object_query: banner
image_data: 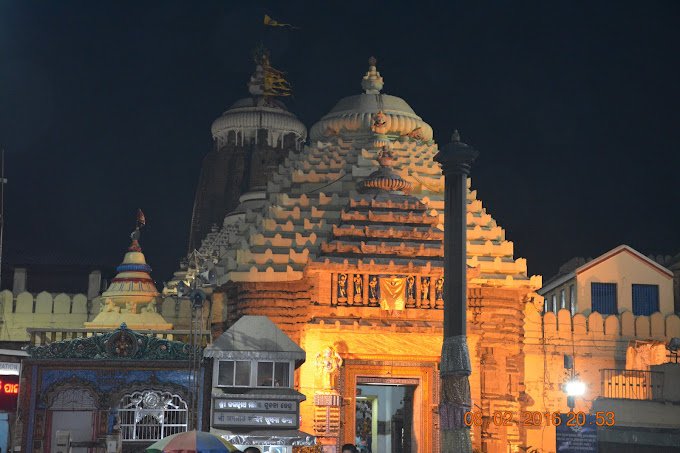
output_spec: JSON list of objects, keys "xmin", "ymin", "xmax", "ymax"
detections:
[{"xmin": 379, "ymin": 276, "xmax": 406, "ymax": 310}]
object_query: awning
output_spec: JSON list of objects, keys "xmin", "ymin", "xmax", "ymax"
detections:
[{"xmin": 210, "ymin": 428, "xmax": 316, "ymax": 446}]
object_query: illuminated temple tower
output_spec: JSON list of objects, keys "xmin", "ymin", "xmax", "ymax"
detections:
[
  {"xmin": 188, "ymin": 53, "xmax": 307, "ymax": 251},
  {"xmin": 170, "ymin": 58, "xmax": 541, "ymax": 452},
  {"xmin": 86, "ymin": 220, "xmax": 172, "ymax": 330}
]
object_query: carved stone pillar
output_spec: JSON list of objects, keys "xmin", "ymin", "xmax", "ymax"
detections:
[{"xmin": 434, "ymin": 131, "xmax": 478, "ymax": 453}]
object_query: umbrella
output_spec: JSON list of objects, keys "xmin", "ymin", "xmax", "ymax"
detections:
[{"xmin": 145, "ymin": 430, "xmax": 240, "ymax": 453}]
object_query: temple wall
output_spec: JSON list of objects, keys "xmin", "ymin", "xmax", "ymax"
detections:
[
  {"xmin": 523, "ymin": 304, "xmax": 680, "ymax": 453},
  {"xmin": 298, "ymin": 323, "xmax": 442, "ymax": 451},
  {"xmin": 0, "ymin": 290, "xmax": 93, "ymax": 341},
  {"xmin": 467, "ymin": 286, "xmax": 528, "ymax": 452}
]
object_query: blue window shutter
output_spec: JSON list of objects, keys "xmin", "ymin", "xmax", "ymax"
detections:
[
  {"xmin": 632, "ymin": 284, "xmax": 659, "ymax": 316},
  {"xmin": 591, "ymin": 283, "xmax": 617, "ymax": 314}
]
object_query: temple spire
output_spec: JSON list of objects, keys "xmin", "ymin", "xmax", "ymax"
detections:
[{"xmin": 361, "ymin": 56, "xmax": 384, "ymax": 94}]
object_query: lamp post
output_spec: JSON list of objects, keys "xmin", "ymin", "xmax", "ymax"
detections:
[
  {"xmin": 434, "ymin": 131, "xmax": 478, "ymax": 453},
  {"xmin": 563, "ymin": 354, "xmax": 585, "ymax": 411}
]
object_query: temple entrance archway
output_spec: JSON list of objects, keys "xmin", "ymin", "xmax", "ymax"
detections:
[{"xmin": 341, "ymin": 360, "xmax": 438, "ymax": 453}]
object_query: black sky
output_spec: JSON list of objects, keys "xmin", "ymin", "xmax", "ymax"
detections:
[{"xmin": 1, "ymin": 1, "xmax": 679, "ymax": 284}]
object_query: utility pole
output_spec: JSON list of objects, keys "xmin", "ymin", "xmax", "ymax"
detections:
[
  {"xmin": 434, "ymin": 131, "xmax": 478, "ymax": 453},
  {"xmin": 0, "ymin": 149, "xmax": 7, "ymax": 290}
]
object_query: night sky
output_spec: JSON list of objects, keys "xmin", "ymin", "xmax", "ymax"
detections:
[{"xmin": 1, "ymin": 1, "xmax": 678, "ymax": 285}]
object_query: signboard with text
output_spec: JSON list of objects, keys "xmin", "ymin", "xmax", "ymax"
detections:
[
  {"xmin": 212, "ymin": 397, "xmax": 300, "ymax": 429},
  {"xmin": 556, "ymin": 413, "xmax": 598, "ymax": 453},
  {"xmin": 212, "ymin": 411, "xmax": 297, "ymax": 428},
  {"xmin": 214, "ymin": 398, "xmax": 298, "ymax": 412},
  {"xmin": 0, "ymin": 374, "xmax": 19, "ymax": 411}
]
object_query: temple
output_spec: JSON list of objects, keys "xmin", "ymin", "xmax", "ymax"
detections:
[
  {"xmin": 169, "ymin": 57, "xmax": 541, "ymax": 452},
  {"xmin": 2, "ymin": 54, "xmax": 679, "ymax": 453},
  {"xmin": 86, "ymin": 217, "xmax": 172, "ymax": 330}
]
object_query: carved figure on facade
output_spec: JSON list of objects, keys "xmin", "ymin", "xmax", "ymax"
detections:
[
  {"xmin": 315, "ymin": 346, "xmax": 343, "ymax": 392},
  {"xmin": 368, "ymin": 276, "xmax": 379, "ymax": 305},
  {"xmin": 353, "ymin": 274, "xmax": 363, "ymax": 303},
  {"xmin": 421, "ymin": 277, "xmax": 430, "ymax": 302},
  {"xmin": 435, "ymin": 276, "xmax": 444, "ymax": 309},
  {"xmin": 401, "ymin": 126, "xmax": 424, "ymax": 141},
  {"xmin": 337, "ymin": 273, "xmax": 348, "ymax": 303},
  {"xmin": 420, "ymin": 277, "xmax": 430, "ymax": 308},
  {"xmin": 435, "ymin": 277, "xmax": 444, "ymax": 301},
  {"xmin": 103, "ymin": 298, "xmax": 120, "ymax": 313},
  {"xmin": 406, "ymin": 275, "xmax": 416, "ymax": 308},
  {"xmin": 371, "ymin": 111, "xmax": 389, "ymax": 134}
]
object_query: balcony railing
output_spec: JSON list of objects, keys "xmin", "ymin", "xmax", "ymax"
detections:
[
  {"xmin": 600, "ymin": 368, "xmax": 664, "ymax": 401},
  {"xmin": 26, "ymin": 327, "xmax": 211, "ymax": 347}
]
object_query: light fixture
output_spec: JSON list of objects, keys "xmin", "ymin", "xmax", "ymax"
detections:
[{"xmin": 565, "ymin": 379, "xmax": 586, "ymax": 397}]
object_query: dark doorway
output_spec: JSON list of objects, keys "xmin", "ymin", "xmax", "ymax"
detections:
[{"xmin": 355, "ymin": 384, "xmax": 415, "ymax": 453}]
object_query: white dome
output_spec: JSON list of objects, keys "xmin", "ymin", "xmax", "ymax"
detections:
[
  {"xmin": 211, "ymin": 97, "xmax": 307, "ymax": 146},
  {"xmin": 309, "ymin": 58, "xmax": 433, "ymax": 142}
]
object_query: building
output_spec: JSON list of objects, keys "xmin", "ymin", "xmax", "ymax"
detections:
[
  {"xmin": 169, "ymin": 57, "xmax": 542, "ymax": 452},
  {"xmin": 205, "ymin": 315, "xmax": 315, "ymax": 451},
  {"xmin": 19, "ymin": 324, "xmax": 201, "ymax": 453},
  {"xmin": 538, "ymin": 244, "xmax": 675, "ymax": 316},
  {"xmin": 525, "ymin": 245, "xmax": 680, "ymax": 451},
  {"xmin": 592, "ymin": 362, "xmax": 680, "ymax": 452},
  {"xmin": 10, "ymin": 226, "xmax": 209, "ymax": 452},
  {"xmin": 4, "ymin": 54, "xmax": 680, "ymax": 453}
]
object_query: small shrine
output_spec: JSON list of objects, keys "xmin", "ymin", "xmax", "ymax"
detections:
[
  {"xmin": 85, "ymin": 211, "xmax": 172, "ymax": 330},
  {"xmin": 204, "ymin": 316, "xmax": 315, "ymax": 451},
  {"xmin": 19, "ymin": 324, "xmax": 200, "ymax": 451}
]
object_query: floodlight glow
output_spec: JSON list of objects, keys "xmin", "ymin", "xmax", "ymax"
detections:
[{"xmin": 565, "ymin": 379, "xmax": 586, "ymax": 396}]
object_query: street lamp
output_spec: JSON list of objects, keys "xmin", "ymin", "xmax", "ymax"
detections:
[{"xmin": 563, "ymin": 354, "xmax": 585, "ymax": 411}]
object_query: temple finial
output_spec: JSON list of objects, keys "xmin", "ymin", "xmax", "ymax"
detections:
[
  {"xmin": 129, "ymin": 209, "xmax": 146, "ymax": 251},
  {"xmin": 362, "ymin": 56, "xmax": 384, "ymax": 94}
]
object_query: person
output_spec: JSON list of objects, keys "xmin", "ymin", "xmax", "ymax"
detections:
[
  {"xmin": 341, "ymin": 444, "xmax": 358, "ymax": 453},
  {"xmin": 243, "ymin": 448, "xmax": 261, "ymax": 453}
]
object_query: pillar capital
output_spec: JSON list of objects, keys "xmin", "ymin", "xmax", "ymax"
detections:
[{"xmin": 434, "ymin": 130, "xmax": 479, "ymax": 175}]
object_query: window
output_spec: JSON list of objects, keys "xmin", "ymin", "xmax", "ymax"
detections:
[
  {"xmin": 552, "ymin": 295, "xmax": 557, "ymax": 313},
  {"xmin": 544, "ymin": 297, "xmax": 550, "ymax": 313},
  {"xmin": 591, "ymin": 282, "xmax": 617, "ymax": 314},
  {"xmin": 257, "ymin": 361, "xmax": 290, "ymax": 387},
  {"xmin": 632, "ymin": 284, "xmax": 660, "ymax": 316},
  {"xmin": 218, "ymin": 360, "xmax": 251, "ymax": 387},
  {"xmin": 118, "ymin": 391, "xmax": 187, "ymax": 441},
  {"xmin": 569, "ymin": 284, "xmax": 576, "ymax": 315},
  {"xmin": 560, "ymin": 289, "xmax": 566, "ymax": 310}
]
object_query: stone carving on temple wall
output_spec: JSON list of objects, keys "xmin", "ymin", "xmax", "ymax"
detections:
[
  {"xmin": 353, "ymin": 275, "xmax": 363, "ymax": 303},
  {"xmin": 315, "ymin": 346, "xmax": 343, "ymax": 393},
  {"xmin": 421, "ymin": 277, "xmax": 430, "ymax": 308},
  {"xmin": 368, "ymin": 276, "xmax": 379, "ymax": 305},
  {"xmin": 406, "ymin": 276, "xmax": 416, "ymax": 307},
  {"xmin": 371, "ymin": 110, "xmax": 389, "ymax": 134},
  {"xmin": 337, "ymin": 273, "xmax": 348, "ymax": 304},
  {"xmin": 435, "ymin": 277, "xmax": 444, "ymax": 299},
  {"xmin": 435, "ymin": 276, "xmax": 444, "ymax": 308},
  {"xmin": 103, "ymin": 298, "xmax": 120, "ymax": 313},
  {"xmin": 401, "ymin": 126, "xmax": 424, "ymax": 141}
]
